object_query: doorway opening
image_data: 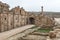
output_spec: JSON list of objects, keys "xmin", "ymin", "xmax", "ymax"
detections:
[{"xmin": 29, "ymin": 17, "xmax": 35, "ymax": 24}]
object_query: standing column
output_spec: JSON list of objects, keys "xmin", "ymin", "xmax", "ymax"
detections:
[
  {"xmin": 24, "ymin": 11, "xmax": 26, "ymax": 25},
  {"xmin": 41, "ymin": 6, "xmax": 43, "ymax": 13},
  {"xmin": 40, "ymin": 6, "xmax": 44, "ymax": 15},
  {"xmin": 13, "ymin": 12, "xmax": 14, "ymax": 29},
  {"xmin": 28, "ymin": 13, "xmax": 29, "ymax": 25},
  {"xmin": 0, "ymin": 13, "xmax": 1, "ymax": 32}
]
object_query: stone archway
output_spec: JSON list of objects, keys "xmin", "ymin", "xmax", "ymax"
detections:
[{"xmin": 29, "ymin": 17, "xmax": 35, "ymax": 24}]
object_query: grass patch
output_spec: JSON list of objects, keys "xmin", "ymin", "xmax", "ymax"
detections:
[
  {"xmin": 31, "ymin": 26, "xmax": 36, "ymax": 29},
  {"xmin": 36, "ymin": 28, "xmax": 53, "ymax": 33},
  {"xmin": 30, "ymin": 26, "xmax": 37, "ymax": 29}
]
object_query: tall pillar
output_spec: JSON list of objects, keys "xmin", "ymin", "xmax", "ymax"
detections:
[
  {"xmin": 7, "ymin": 12, "xmax": 9, "ymax": 31},
  {"xmin": 13, "ymin": 12, "xmax": 14, "ymax": 29},
  {"xmin": 0, "ymin": 8, "xmax": 1, "ymax": 32},
  {"xmin": 0, "ymin": 13, "xmax": 1, "ymax": 32},
  {"xmin": 41, "ymin": 6, "xmax": 43, "ymax": 14},
  {"xmin": 28, "ymin": 13, "xmax": 29, "ymax": 25},
  {"xmin": 41, "ymin": 6, "xmax": 43, "ymax": 13}
]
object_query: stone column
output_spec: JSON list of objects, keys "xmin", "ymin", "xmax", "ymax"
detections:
[
  {"xmin": 0, "ymin": 13, "xmax": 1, "ymax": 32},
  {"xmin": 27, "ymin": 13, "xmax": 29, "ymax": 25},
  {"xmin": 13, "ymin": 12, "xmax": 14, "ymax": 29},
  {"xmin": 41, "ymin": 6, "xmax": 43, "ymax": 13},
  {"xmin": 24, "ymin": 11, "xmax": 26, "ymax": 25},
  {"xmin": 7, "ymin": 12, "xmax": 8, "ymax": 30},
  {"xmin": 0, "ymin": 6, "xmax": 1, "ymax": 32}
]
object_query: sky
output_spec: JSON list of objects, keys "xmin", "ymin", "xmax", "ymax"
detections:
[{"xmin": 0, "ymin": 0, "xmax": 60, "ymax": 12}]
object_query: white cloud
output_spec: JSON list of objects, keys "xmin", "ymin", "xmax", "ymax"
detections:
[{"xmin": 0, "ymin": 0, "xmax": 60, "ymax": 12}]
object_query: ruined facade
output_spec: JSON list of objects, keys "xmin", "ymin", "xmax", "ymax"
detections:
[
  {"xmin": 28, "ymin": 6, "xmax": 55, "ymax": 27},
  {"xmin": 0, "ymin": 2, "xmax": 28, "ymax": 32},
  {"xmin": 0, "ymin": 2, "xmax": 55, "ymax": 32}
]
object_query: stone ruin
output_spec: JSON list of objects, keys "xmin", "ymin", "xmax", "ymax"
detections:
[{"xmin": 0, "ymin": 1, "xmax": 55, "ymax": 34}]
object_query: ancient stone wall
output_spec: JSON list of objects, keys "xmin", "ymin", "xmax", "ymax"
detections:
[
  {"xmin": 28, "ymin": 12, "xmax": 55, "ymax": 27},
  {"xmin": 0, "ymin": 2, "xmax": 9, "ymax": 32},
  {"xmin": 0, "ymin": 1, "xmax": 55, "ymax": 32},
  {"xmin": 0, "ymin": 2, "xmax": 28, "ymax": 32},
  {"xmin": 8, "ymin": 13, "xmax": 13, "ymax": 30}
]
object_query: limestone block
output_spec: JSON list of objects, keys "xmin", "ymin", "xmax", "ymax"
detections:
[{"xmin": 49, "ymin": 31, "xmax": 56, "ymax": 39}]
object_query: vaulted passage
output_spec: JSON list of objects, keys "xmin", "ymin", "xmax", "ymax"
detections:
[{"xmin": 29, "ymin": 17, "xmax": 35, "ymax": 24}]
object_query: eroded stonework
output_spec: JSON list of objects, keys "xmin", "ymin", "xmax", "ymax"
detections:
[{"xmin": 0, "ymin": 1, "xmax": 55, "ymax": 32}]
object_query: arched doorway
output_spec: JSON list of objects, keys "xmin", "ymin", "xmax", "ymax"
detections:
[{"xmin": 29, "ymin": 17, "xmax": 35, "ymax": 24}]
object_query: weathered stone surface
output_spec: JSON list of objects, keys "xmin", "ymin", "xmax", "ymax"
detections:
[
  {"xmin": 22, "ymin": 35, "xmax": 47, "ymax": 40},
  {"xmin": 49, "ymin": 31, "xmax": 56, "ymax": 39},
  {"xmin": 0, "ymin": 1, "xmax": 28, "ymax": 32},
  {"xmin": 0, "ymin": 25, "xmax": 35, "ymax": 40},
  {"xmin": 0, "ymin": 1, "xmax": 55, "ymax": 32}
]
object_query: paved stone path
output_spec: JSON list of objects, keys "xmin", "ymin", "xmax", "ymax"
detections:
[
  {"xmin": 6, "ymin": 26, "xmax": 41, "ymax": 40},
  {"xmin": 0, "ymin": 25, "xmax": 35, "ymax": 40}
]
